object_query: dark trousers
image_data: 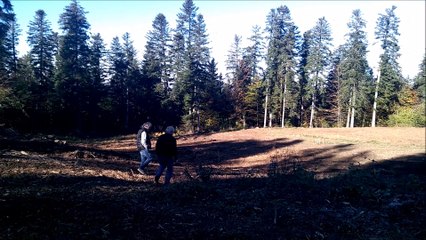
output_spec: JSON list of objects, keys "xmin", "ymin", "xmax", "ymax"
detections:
[{"xmin": 155, "ymin": 156, "xmax": 174, "ymax": 184}]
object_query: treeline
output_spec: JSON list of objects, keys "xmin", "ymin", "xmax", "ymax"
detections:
[{"xmin": 0, "ymin": 0, "xmax": 424, "ymax": 135}]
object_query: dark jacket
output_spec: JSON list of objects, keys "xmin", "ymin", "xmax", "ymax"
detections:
[{"xmin": 155, "ymin": 133, "xmax": 177, "ymax": 158}]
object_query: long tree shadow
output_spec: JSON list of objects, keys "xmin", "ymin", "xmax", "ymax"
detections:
[
  {"xmin": 174, "ymin": 139, "xmax": 373, "ymax": 179},
  {"xmin": 1, "ymin": 152, "xmax": 424, "ymax": 239},
  {"xmin": 0, "ymin": 137, "xmax": 137, "ymax": 161},
  {"xmin": 2, "ymin": 130, "xmax": 424, "ymax": 240},
  {"xmin": 177, "ymin": 138, "xmax": 303, "ymax": 165}
]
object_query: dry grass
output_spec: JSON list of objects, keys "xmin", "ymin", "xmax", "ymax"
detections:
[{"xmin": 0, "ymin": 127, "xmax": 425, "ymax": 239}]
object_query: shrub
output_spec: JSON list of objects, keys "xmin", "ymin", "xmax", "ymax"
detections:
[{"xmin": 387, "ymin": 103, "xmax": 425, "ymax": 127}]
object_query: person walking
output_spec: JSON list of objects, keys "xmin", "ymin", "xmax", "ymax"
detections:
[
  {"xmin": 137, "ymin": 122, "xmax": 152, "ymax": 175},
  {"xmin": 154, "ymin": 126, "xmax": 177, "ymax": 185}
]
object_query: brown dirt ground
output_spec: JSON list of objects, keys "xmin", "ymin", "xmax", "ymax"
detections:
[
  {"xmin": 173, "ymin": 127, "xmax": 425, "ymax": 179},
  {"xmin": 2, "ymin": 127, "xmax": 423, "ymax": 188},
  {"xmin": 0, "ymin": 127, "xmax": 425, "ymax": 239}
]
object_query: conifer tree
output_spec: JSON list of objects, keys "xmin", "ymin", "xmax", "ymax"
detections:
[
  {"xmin": 340, "ymin": 9, "xmax": 372, "ymax": 127},
  {"xmin": 323, "ymin": 46, "xmax": 345, "ymax": 127},
  {"xmin": 305, "ymin": 17, "xmax": 333, "ymax": 128},
  {"xmin": 199, "ymin": 58, "xmax": 226, "ymax": 130},
  {"xmin": 244, "ymin": 25, "xmax": 264, "ymax": 79},
  {"xmin": 297, "ymin": 30, "xmax": 312, "ymax": 127},
  {"xmin": 5, "ymin": 17, "xmax": 20, "ymax": 76},
  {"xmin": 265, "ymin": 6, "xmax": 300, "ymax": 127},
  {"xmin": 171, "ymin": 0, "xmax": 212, "ymax": 132},
  {"xmin": 87, "ymin": 33, "xmax": 106, "ymax": 133},
  {"xmin": 27, "ymin": 10, "xmax": 57, "ymax": 89},
  {"xmin": 0, "ymin": 0, "xmax": 15, "ymax": 82},
  {"xmin": 55, "ymin": 0, "xmax": 91, "ymax": 133},
  {"xmin": 26, "ymin": 10, "xmax": 58, "ymax": 129},
  {"xmin": 108, "ymin": 36, "xmax": 127, "ymax": 131},
  {"xmin": 143, "ymin": 13, "xmax": 171, "ymax": 99},
  {"xmin": 142, "ymin": 13, "xmax": 175, "ymax": 127},
  {"xmin": 225, "ymin": 35, "xmax": 243, "ymax": 84},
  {"xmin": 243, "ymin": 25, "xmax": 265, "ymax": 127},
  {"xmin": 372, "ymin": 5, "xmax": 402, "ymax": 126},
  {"xmin": 122, "ymin": 32, "xmax": 142, "ymax": 131}
]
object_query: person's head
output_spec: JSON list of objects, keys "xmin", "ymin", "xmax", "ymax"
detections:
[
  {"xmin": 165, "ymin": 126, "xmax": 174, "ymax": 135},
  {"xmin": 142, "ymin": 122, "xmax": 152, "ymax": 130}
]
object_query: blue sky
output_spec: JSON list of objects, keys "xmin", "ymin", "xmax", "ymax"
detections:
[{"xmin": 12, "ymin": 0, "xmax": 426, "ymax": 78}]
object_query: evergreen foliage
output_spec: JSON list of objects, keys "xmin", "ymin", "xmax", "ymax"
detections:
[
  {"xmin": 1, "ymin": 1, "xmax": 423, "ymax": 134},
  {"xmin": 264, "ymin": 6, "xmax": 300, "ymax": 128},
  {"xmin": 374, "ymin": 6, "xmax": 403, "ymax": 124},
  {"xmin": 340, "ymin": 9, "xmax": 373, "ymax": 127},
  {"xmin": 305, "ymin": 17, "xmax": 333, "ymax": 128},
  {"xmin": 55, "ymin": 0, "xmax": 91, "ymax": 133}
]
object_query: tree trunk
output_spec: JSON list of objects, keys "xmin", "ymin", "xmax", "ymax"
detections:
[
  {"xmin": 346, "ymin": 97, "xmax": 351, "ymax": 128},
  {"xmin": 371, "ymin": 67, "xmax": 381, "ymax": 127},
  {"xmin": 350, "ymin": 88, "xmax": 356, "ymax": 128},
  {"xmin": 281, "ymin": 78, "xmax": 287, "ymax": 128},
  {"xmin": 337, "ymin": 97, "xmax": 341, "ymax": 127},
  {"xmin": 309, "ymin": 96, "xmax": 315, "ymax": 128},
  {"xmin": 337, "ymin": 69, "xmax": 342, "ymax": 127},
  {"xmin": 269, "ymin": 113, "xmax": 272, "ymax": 127},
  {"xmin": 125, "ymin": 87, "xmax": 129, "ymax": 131},
  {"xmin": 309, "ymin": 74, "xmax": 319, "ymax": 128},
  {"xmin": 263, "ymin": 94, "xmax": 268, "ymax": 128}
]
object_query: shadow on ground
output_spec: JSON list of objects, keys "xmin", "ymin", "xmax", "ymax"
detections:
[{"xmin": 0, "ymin": 134, "xmax": 425, "ymax": 239}]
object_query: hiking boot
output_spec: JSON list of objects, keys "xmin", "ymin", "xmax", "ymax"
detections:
[{"xmin": 137, "ymin": 168, "xmax": 147, "ymax": 175}]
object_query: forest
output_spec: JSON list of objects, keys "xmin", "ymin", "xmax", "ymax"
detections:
[
  {"xmin": 1, "ymin": 1, "xmax": 425, "ymax": 239},
  {"xmin": 0, "ymin": 0, "xmax": 425, "ymax": 135}
]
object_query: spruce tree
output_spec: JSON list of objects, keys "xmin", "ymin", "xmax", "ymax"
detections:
[
  {"xmin": 108, "ymin": 36, "xmax": 127, "ymax": 132},
  {"xmin": 171, "ymin": 0, "xmax": 212, "ymax": 132},
  {"xmin": 87, "ymin": 33, "xmax": 106, "ymax": 133},
  {"xmin": 372, "ymin": 5, "xmax": 402, "ymax": 126},
  {"xmin": 340, "ymin": 9, "xmax": 372, "ymax": 127},
  {"xmin": 0, "ymin": 0, "xmax": 15, "ymax": 82},
  {"xmin": 305, "ymin": 17, "xmax": 333, "ymax": 128},
  {"xmin": 243, "ymin": 25, "xmax": 265, "ymax": 127},
  {"xmin": 143, "ymin": 13, "xmax": 171, "ymax": 98},
  {"xmin": 323, "ymin": 46, "xmax": 345, "ymax": 127},
  {"xmin": 244, "ymin": 25, "xmax": 264, "ymax": 79},
  {"xmin": 142, "ymin": 13, "xmax": 178, "ymax": 127},
  {"xmin": 4, "ymin": 17, "xmax": 20, "ymax": 76},
  {"xmin": 225, "ymin": 34, "xmax": 243, "ymax": 84},
  {"xmin": 25, "ymin": 10, "xmax": 58, "ymax": 130},
  {"xmin": 265, "ymin": 6, "xmax": 300, "ymax": 127},
  {"xmin": 297, "ymin": 30, "xmax": 312, "ymax": 127},
  {"xmin": 122, "ymin": 32, "xmax": 142, "ymax": 131},
  {"xmin": 55, "ymin": 0, "xmax": 91, "ymax": 133},
  {"xmin": 27, "ymin": 10, "xmax": 57, "ymax": 88}
]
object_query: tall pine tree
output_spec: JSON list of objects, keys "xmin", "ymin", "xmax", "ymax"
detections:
[
  {"xmin": 265, "ymin": 6, "xmax": 300, "ymax": 127},
  {"xmin": 340, "ymin": 9, "xmax": 372, "ymax": 128},
  {"xmin": 0, "ymin": 0, "xmax": 15, "ymax": 82},
  {"xmin": 142, "ymin": 13, "xmax": 175, "ymax": 127},
  {"xmin": 171, "ymin": 0, "xmax": 212, "ymax": 132},
  {"xmin": 27, "ymin": 9, "xmax": 57, "ymax": 130},
  {"xmin": 372, "ymin": 5, "xmax": 402, "ymax": 126},
  {"xmin": 55, "ymin": 0, "xmax": 91, "ymax": 133},
  {"xmin": 305, "ymin": 17, "xmax": 333, "ymax": 128}
]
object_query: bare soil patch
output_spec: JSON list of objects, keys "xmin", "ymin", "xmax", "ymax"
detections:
[{"xmin": 0, "ymin": 127, "xmax": 425, "ymax": 239}]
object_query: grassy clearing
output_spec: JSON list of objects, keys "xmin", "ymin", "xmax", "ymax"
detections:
[{"xmin": 0, "ymin": 128, "xmax": 425, "ymax": 239}]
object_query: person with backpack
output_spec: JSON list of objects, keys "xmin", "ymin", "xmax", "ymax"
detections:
[
  {"xmin": 154, "ymin": 126, "xmax": 177, "ymax": 185},
  {"xmin": 137, "ymin": 122, "xmax": 152, "ymax": 175}
]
